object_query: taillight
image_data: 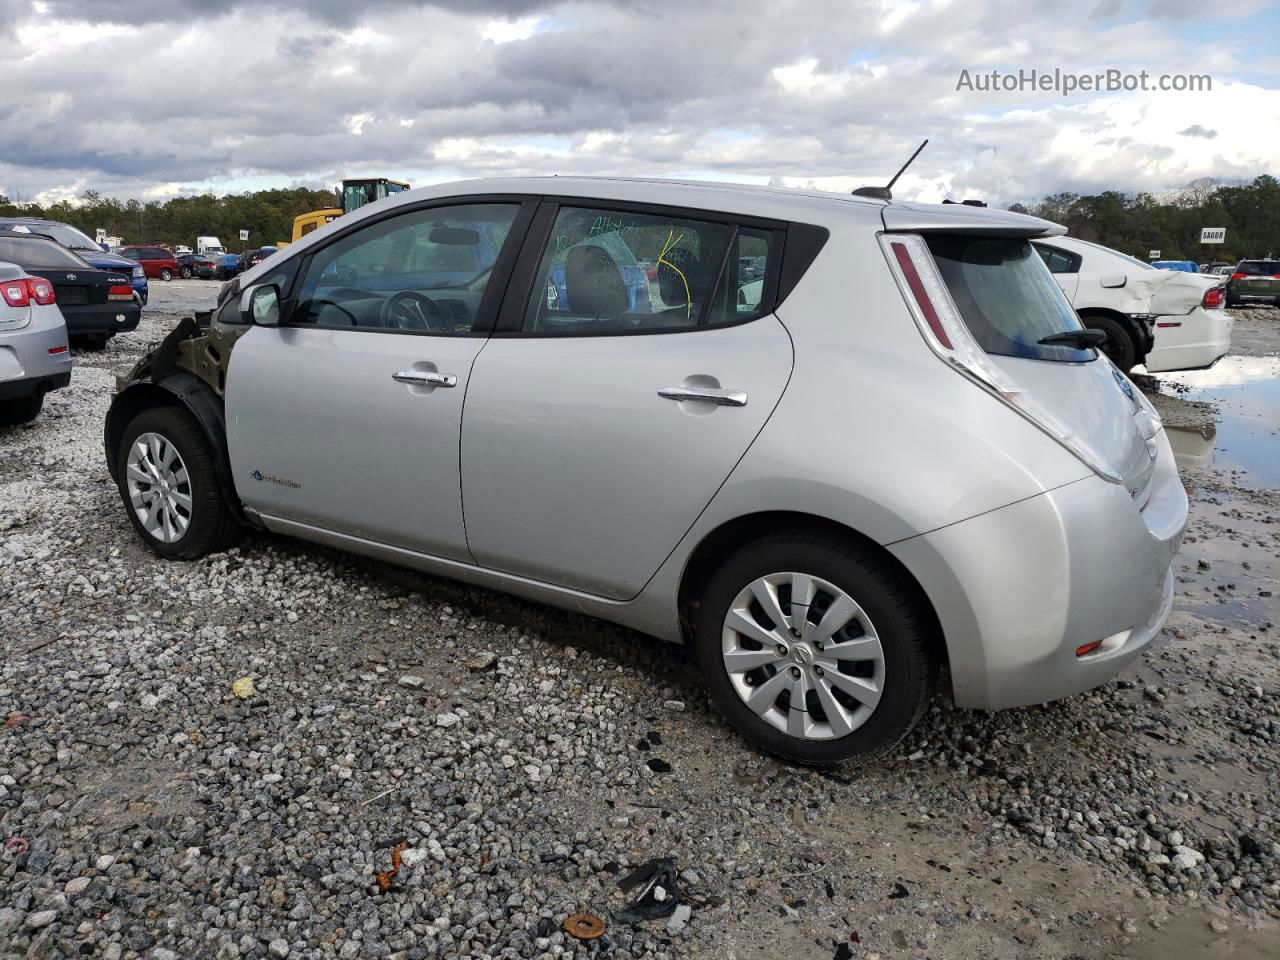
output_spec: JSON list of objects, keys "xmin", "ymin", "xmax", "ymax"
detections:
[
  {"xmin": 1, "ymin": 277, "xmax": 56, "ymax": 307},
  {"xmin": 1202, "ymin": 287, "xmax": 1223, "ymax": 309},
  {"xmin": 108, "ymin": 284, "xmax": 134, "ymax": 301},
  {"xmin": 0, "ymin": 279, "xmax": 30, "ymax": 307},
  {"xmin": 48, "ymin": 345, "xmax": 68, "ymax": 355},
  {"xmin": 1230, "ymin": 272, "xmax": 1247, "ymax": 281},
  {"xmin": 879, "ymin": 233, "xmax": 1124, "ymax": 485}
]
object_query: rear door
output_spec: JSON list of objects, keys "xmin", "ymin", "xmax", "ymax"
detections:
[
  {"xmin": 461, "ymin": 200, "xmax": 794, "ymax": 600},
  {"xmin": 1033, "ymin": 242, "xmax": 1081, "ymax": 301},
  {"xmin": 226, "ymin": 198, "xmax": 534, "ymax": 560}
]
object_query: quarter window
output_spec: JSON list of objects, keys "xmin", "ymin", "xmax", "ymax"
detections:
[
  {"xmin": 521, "ymin": 206, "xmax": 774, "ymax": 334},
  {"xmin": 291, "ymin": 203, "xmax": 520, "ymax": 333}
]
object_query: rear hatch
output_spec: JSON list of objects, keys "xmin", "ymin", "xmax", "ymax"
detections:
[
  {"xmin": 881, "ymin": 212, "xmax": 1159, "ymax": 504},
  {"xmin": 1233, "ymin": 260, "xmax": 1280, "ymax": 298}
]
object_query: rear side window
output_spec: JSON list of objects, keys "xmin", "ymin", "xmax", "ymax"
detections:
[
  {"xmin": 926, "ymin": 235, "xmax": 1091, "ymax": 363},
  {"xmin": 1237, "ymin": 261, "xmax": 1280, "ymax": 275},
  {"xmin": 1033, "ymin": 243, "xmax": 1079, "ymax": 274},
  {"xmin": 520, "ymin": 206, "xmax": 775, "ymax": 334}
]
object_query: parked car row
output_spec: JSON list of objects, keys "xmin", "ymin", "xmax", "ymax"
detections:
[
  {"xmin": 0, "ymin": 218, "xmax": 148, "ymax": 304},
  {"xmin": 103, "ymin": 176, "xmax": 1193, "ymax": 765}
]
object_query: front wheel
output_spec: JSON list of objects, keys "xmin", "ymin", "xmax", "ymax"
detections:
[
  {"xmin": 159, "ymin": 268, "xmax": 173, "ymax": 281},
  {"xmin": 115, "ymin": 406, "xmax": 242, "ymax": 559},
  {"xmin": 0, "ymin": 392, "xmax": 44, "ymax": 427},
  {"xmin": 180, "ymin": 266, "xmax": 192, "ymax": 279},
  {"xmin": 694, "ymin": 532, "xmax": 933, "ymax": 766},
  {"xmin": 1082, "ymin": 315, "xmax": 1136, "ymax": 371}
]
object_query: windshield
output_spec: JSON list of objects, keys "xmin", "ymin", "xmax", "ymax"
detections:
[
  {"xmin": 926, "ymin": 235, "xmax": 1093, "ymax": 363},
  {"xmin": 1, "ymin": 221, "xmax": 100, "ymax": 251},
  {"xmin": 0, "ymin": 236, "xmax": 93, "ymax": 270}
]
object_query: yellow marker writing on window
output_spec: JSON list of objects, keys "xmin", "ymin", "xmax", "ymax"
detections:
[{"xmin": 656, "ymin": 229, "xmax": 692, "ymax": 321}]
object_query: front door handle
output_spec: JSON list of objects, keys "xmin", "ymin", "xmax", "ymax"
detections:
[
  {"xmin": 658, "ymin": 386, "xmax": 747, "ymax": 407},
  {"xmin": 393, "ymin": 371, "xmax": 457, "ymax": 387}
]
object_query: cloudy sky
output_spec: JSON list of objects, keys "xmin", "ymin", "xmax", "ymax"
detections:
[{"xmin": 3, "ymin": 0, "xmax": 1278, "ymax": 206}]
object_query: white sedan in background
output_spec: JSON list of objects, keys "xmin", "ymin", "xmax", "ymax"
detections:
[{"xmin": 1033, "ymin": 236, "xmax": 1232, "ymax": 373}]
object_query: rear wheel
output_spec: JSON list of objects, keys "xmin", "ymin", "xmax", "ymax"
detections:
[
  {"xmin": 1082, "ymin": 314, "xmax": 1137, "ymax": 371},
  {"xmin": 115, "ymin": 406, "xmax": 242, "ymax": 559},
  {"xmin": 0, "ymin": 392, "xmax": 44, "ymax": 427},
  {"xmin": 180, "ymin": 265, "xmax": 192, "ymax": 279},
  {"xmin": 74, "ymin": 335, "xmax": 110, "ymax": 351},
  {"xmin": 159, "ymin": 268, "xmax": 173, "ymax": 281},
  {"xmin": 694, "ymin": 532, "xmax": 933, "ymax": 766}
]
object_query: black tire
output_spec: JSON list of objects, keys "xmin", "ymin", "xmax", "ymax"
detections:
[
  {"xmin": 115, "ymin": 406, "xmax": 242, "ymax": 559},
  {"xmin": 74, "ymin": 335, "xmax": 110, "ymax": 351},
  {"xmin": 0, "ymin": 392, "xmax": 43, "ymax": 427},
  {"xmin": 693, "ymin": 531, "xmax": 933, "ymax": 766},
  {"xmin": 1082, "ymin": 314, "xmax": 1136, "ymax": 371},
  {"xmin": 159, "ymin": 268, "xmax": 173, "ymax": 282},
  {"xmin": 180, "ymin": 266, "xmax": 192, "ymax": 279}
]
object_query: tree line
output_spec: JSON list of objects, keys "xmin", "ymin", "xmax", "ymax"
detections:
[
  {"xmin": 0, "ymin": 174, "xmax": 1276, "ymax": 261},
  {"xmin": 0, "ymin": 188, "xmax": 338, "ymax": 250},
  {"xmin": 1008, "ymin": 175, "xmax": 1279, "ymax": 263}
]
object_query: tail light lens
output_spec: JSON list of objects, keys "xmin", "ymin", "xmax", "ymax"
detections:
[
  {"xmin": 1, "ymin": 277, "xmax": 57, "ymax": 307},
  {"xmin": 1202, "ymin": 286, "xmax": 1223, "ymax": 309},
  {"xmin": 108, "ymin": 284, "xmax": 134, "ymax": 301},
  {"xmin": 1230, "ymin": 272, "xmax": 1247, "ymax": 281},
  {"xmin": 1, "ymin": 279, "xmax": 30, "ymax": 307},
  {"xmin": 879, "ymin": 234, "xmax": 1123, "ymax": 485}
]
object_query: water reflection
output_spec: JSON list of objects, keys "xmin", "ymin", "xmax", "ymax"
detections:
[{"xmin": 1152, "ymin": 356, "xmax": 1280, "ymax": 486}]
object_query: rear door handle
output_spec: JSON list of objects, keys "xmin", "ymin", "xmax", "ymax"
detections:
[
  {"xmin": 657, "ymin": 386, "xmax": 747, "ymax": 407},
  {"xmin": 393, "ymin": 371, "xmax": 457, "ymax": 387}
]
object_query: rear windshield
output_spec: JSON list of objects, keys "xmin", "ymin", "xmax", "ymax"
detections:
[
  {"xmin": 0, "ymin": 236, "xmax": 90, "ymax": 271},
  {"xmin": 1237, "ymin": 261, "xmax": 1280, "ymax": 275},
  {"xmin": 926, "ymin": 235, "xmax": 1092, "ymax": 363}
]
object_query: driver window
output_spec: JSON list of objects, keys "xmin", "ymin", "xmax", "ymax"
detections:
[{"xmin": 291, "ymin": 203, "xmax": 519, "ymax": 333}]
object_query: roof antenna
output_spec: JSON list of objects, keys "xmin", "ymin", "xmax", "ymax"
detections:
[{"xmin": 852, "ymin": 138, "xmax": 928, "ymax": 200}]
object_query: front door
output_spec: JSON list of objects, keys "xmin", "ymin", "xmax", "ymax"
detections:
[
  {"xmin": 227, "ymin": 199, "xmax": 530, "ymax": 561},
  {"xmin": 461, "ymin": 201, "xmax": 793, "ymax": 599}
]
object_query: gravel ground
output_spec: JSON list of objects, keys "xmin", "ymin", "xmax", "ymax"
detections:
[{"xmin": 2, "ymin": 282, "xmax": 1278, "ymax": 960}]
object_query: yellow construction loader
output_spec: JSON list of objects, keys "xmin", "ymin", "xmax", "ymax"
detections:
[{"xmin": 290, "ymin": 177, "xmax": 410, "ymax": 243}]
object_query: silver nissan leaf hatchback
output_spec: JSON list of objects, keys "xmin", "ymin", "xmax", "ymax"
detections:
[{"xmin": 106, "ymin": 178, "xmax": 1188, "ymax": 765}]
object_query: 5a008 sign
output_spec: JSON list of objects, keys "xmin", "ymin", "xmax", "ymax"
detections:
[{"xmin": 1200, "ymin": 227, "xmax": 1226, "ymax": 244}]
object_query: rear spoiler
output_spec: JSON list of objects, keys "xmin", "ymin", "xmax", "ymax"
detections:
[{"xmin": 881, "ymin": 201, "xmax": 1066, "ymax": 238}]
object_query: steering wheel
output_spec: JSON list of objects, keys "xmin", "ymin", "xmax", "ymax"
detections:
[{"xmin": 379, "ymin": 291, "xmax": 452, "ymax": 332}]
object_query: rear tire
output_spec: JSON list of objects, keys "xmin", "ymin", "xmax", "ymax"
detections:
[
  {"xmin": 0, "ymin": 392, "xmax": 44, "ymax": 426},
  {"xmin": 74, "ymin": 335, "xmax": 110, "ymax": 351},
  {"xmin": 115, "ymin": 406, "xmax": 242, "ymax": 559},
  {"xmin": 159, "ymin": 268, "xmax": 173, "ymax": 281},
  {"xmin": 180, "ymin": 266, "xmax": 192, "ymax": 279},
  {"xmin": 1082, "ymin": 314, "xmax": 1137, "ymax": 371},
  {"xmin": 693, "ymin": 531, "xmax": 933, "ymax": 766}
]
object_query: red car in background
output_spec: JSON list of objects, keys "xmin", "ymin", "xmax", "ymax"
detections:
[{"xmin": 117, "ymin": 245, "xmax": 179, "ymax": 281}]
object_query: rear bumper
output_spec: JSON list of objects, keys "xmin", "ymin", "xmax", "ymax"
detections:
[
  {"xmin": 0, "ymin": 313, "xmax": 72, "ymax": 398},
  {"xmin": 1144, "ymin": 307, "xmax": 1234, "ymax": 374},
  {"xmin": 62, "ymin": 304, "xmax": 142, "ymax": 336},
  {"xmin": 890, "ymin": 431, "xmax": 1188, "ymax": 710}
]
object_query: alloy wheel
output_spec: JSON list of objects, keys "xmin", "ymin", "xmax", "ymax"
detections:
[
  {"xmin": 721, "ymin": 572, "xmax": 885, "ymax": 740},
  {"xmin": 125, "ymin": 432, "xmax": 193, "ymax": 543}
]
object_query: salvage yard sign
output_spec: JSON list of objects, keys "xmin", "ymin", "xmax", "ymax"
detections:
[{"xmin": 1200, "ymin": 227, "xmax": 1226, "ymax": 244}]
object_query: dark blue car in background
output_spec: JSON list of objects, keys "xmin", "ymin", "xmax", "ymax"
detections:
[{"xmin": 0, "ymin": 218, "xmax": 148, "ymax": 304}]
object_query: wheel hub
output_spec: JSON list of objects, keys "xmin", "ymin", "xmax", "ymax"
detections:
[
  {"xmin": 125, "ymin": 431, "xmax": 192, "ymax": 544},
  {"xmin": 720, "ymin": 571, "xmax": 886, "ymax": 741}
]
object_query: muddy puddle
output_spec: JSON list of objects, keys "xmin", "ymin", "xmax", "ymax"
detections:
[{"xmin": 1144, "ymin": 355, "xmax": 1280, "ymax": 487}]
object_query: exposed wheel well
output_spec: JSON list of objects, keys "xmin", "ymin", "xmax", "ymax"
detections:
[
  {"xmin": 104, "ymin": 383, "xmax": 180, "ymax": 481},
  {"xmin": 676, "ymin": 511, "xmax": 949, "ymax": 676}
]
